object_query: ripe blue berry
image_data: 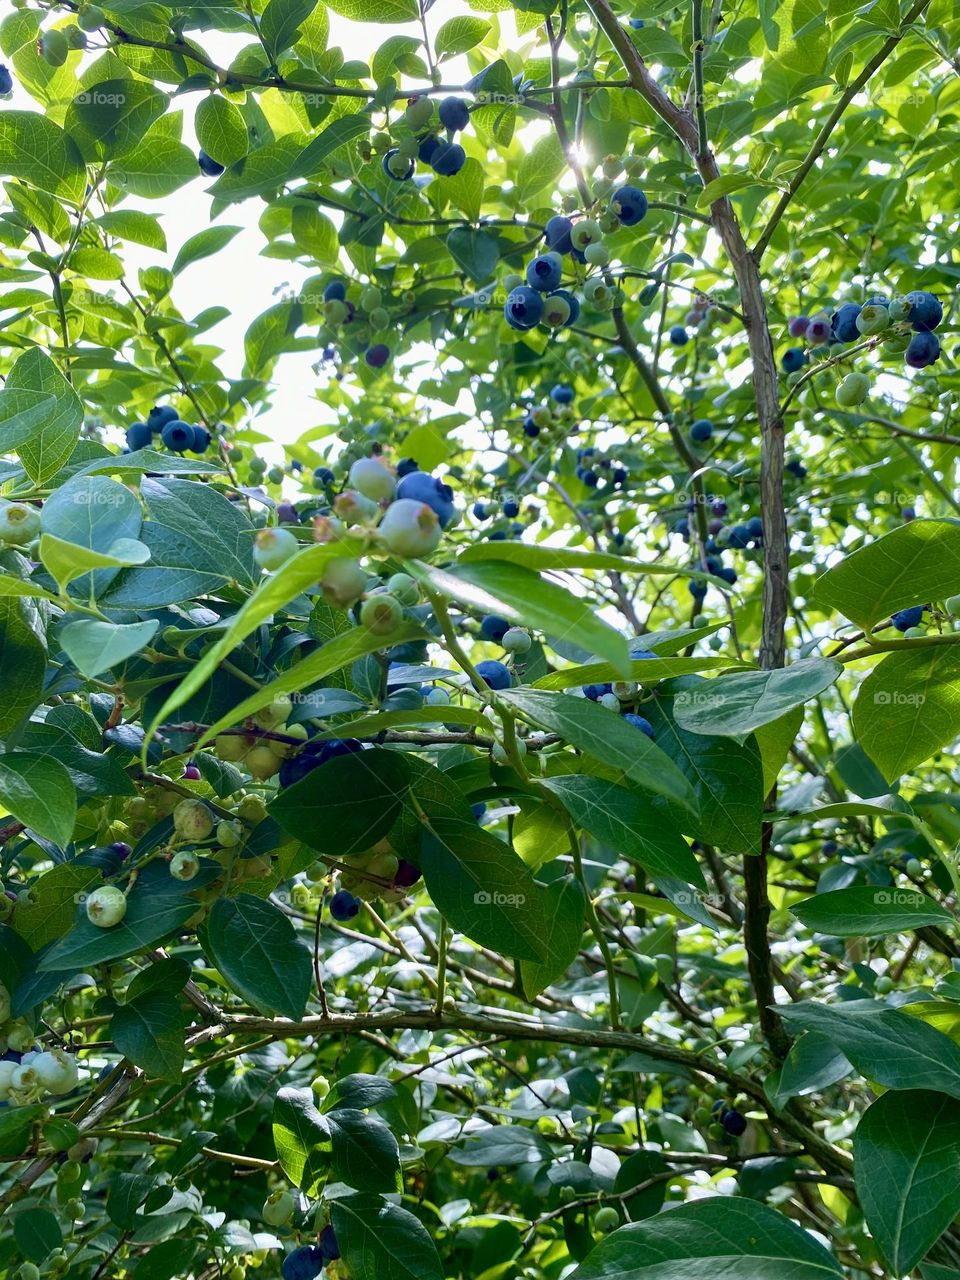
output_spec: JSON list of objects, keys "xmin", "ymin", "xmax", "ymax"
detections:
[
  {"xmin": 822, "ymin": 839, "xmax": 838, "ymax": 854},
  {"xmin": 891, "ymin": 605, "xmax": 923, "ymax": 632},
  {"xmin": 396, "ymin": 471, "xmax": 456, "ymax": 527},
  {"xmin": 786, "ymin": 458, "xmax": 807, "ymax": 479},
  {"xmin": 611, "ymin": 184, "xmax": 648, "ymax": 226},
  {"xmin": 481, "ymin": 615, "xmax": 510, "ymax": 642},
  {"xmin": 830, "ymin": 303, "xmax": 861, "ymax": 343},
  {"xmin": 161, "ymin": 420, "xmax": 194, "ymax": 452},
  {"xmin": 318, "ymin": 1225, "xmax": 340, "ymax": 1262},
  {"xmin": 313, "ymin": 466, "xmax": 334, "ymax": 487},
  {"xmin": 331, "ymin": 889, "xmax": 361, "ymax": 921},
  {"xmin": 781, "ymin": 348, "xmax": 806, "ymax": 373},
  {"xmin": 902, "ymin": 505, "xmax": 916, "ymax": 521},
  {"xmin": 418, "ymin": 135, "xmax": 441, "ymax": 164},
  {"xmin": 472, "ymin": 801, "xmax": 487, "ymax": 821},
  {"xmin": 551, "ymin": 384, "xmax": 574, "ymax": 404},
  {"xmin": 502, "ymin": 497, "xmax": 520, "ymax": 518},
  {"xmin": 431, "ymin": 141, "xmax": 466, "ymax": 176},
  {"xmin": 198, "ymin": 149, "xmax": 224, "ymax": 177},
  {"xmin": 904, "ymin": 290, "xmax": 942, "ymax": 332},
  {"xmin": 582, "ymin": 683, "xmax": 613, "ymax": 701},
  {"xmin": 438, "ymin": 96, "xmax": 470, "ymax": 132},
  {"xmin": 788, "ymin": 316, "xmax": 809, "ymax": 338},
  {"xmin": 365, "ymin": 343, "xmax": 390, "ymax": 368},
  {"xmin": 395, "ymin": 859, "xmax": 422, "ymax": 887},
  {"xmin": 905, "ymin": 331, "xmax": 940, "ymax": 369},
  {"xmin": 504, "ymin": 286, "xmax": 544, "ymax": 331},
  {"xmin": 396, "ymin": 457, "xmax": 419, "ymax": 478},
  {"xmin": 281, "ymin": 1245, "xmax": 325, "ymax": 1280},
  {"xmin": 476, "ymin": 659, "xmax": 512, "ymax": 690},
  {"xmin": 323, "ymin": 281, "xmax": 346, "ymax": 302},
  {"xmin": 544, "ymin": 215, "xmax": 574, "ymax": 255},
  {"xmin": 746, "ymin": 516, "xmax": 763, "ymax": 540},
  {"xmin": 669, "ymin": 325, "xmax": 688, "ymax": 346},
  {"xmin": 125, "ymin": 422, "xmax": 152, "ymax": 451},
  {"xmin": 278, "ymin": 739, "xmax": 363, "ymax": 789},
  {"xmin": 146, "ymin": 405, "xmax": 178, "ymax": 432},
  {"xmin": 473, "ymin": 501, "xmax": 489, "ymax": 520},
  {"xmin": 0, "ymin": 67, "xmax": 12, "ymax": 95},
  {"xmin": 190, "ymin": 425, "xmax": 211, "ymax": 452},
  {"xmin": 623, "ymin": 713, "xmax": 654, "ymax": 738},
  {"xmin": 690, "ymin": 419, "xmax": 713, "ymax": 443},
  {"xmin": 526, "ymin": 254, "xmax": 563, "ymax": 293},
  {"xmin": 722, "ymin": 1108, "xmax": 747, "ymax": 1136},
  {"xmin": 727, "ymin": 524, "xmax": 751, "ymax": 549}
]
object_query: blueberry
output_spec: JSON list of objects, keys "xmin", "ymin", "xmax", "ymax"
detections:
[
  {"xmin": 611, "ymin": 184, "xmax": 648, "ymax": 226},
  {"xmin": 905, "ymin": 331, "xmax": 940, "ymax": 369},
  {"xmin": 504, "ymin": 286, "xmax": 544, "ymax": 331},
  {"xmin": 278, "ymin": 738, "xmax": 363, "ymax": 788},
  {"xmin": 396, "ymin": 470, "xmax": 456, "ymax": 527},
  {"xmin": 323, "ymin": 281, "xmax": 346, "ymax": 303},
  {"xmin": 365, "ymin": 343, "xmax": 390, "ymax": 368},
  {"xmin": 523, "ymin": 414, "xmax": 540, "ymax": 438},
  {"xmin": 549, "ymin": 288, "xmax": 580, "ymax": 324},
  {"xmin": 582, "ymin": 683, "xmax": 613, "ymax": 701},
  {"xmin": 471, "ymin": 801, "xmax": 487, "ymax": 821},
  {"xmin": 472, "ymin": 501, "xmax": 489, "ymax": 520},
  {"xmin": 786, "ymin": 458, "xmax": 807, "ymax": 479},
  {"xmin": 160, "ymin": 420, "xmax": 194, "ymax": 452},
  {"xmin": 581, "ymin": 469, "xmax": 598, "ymax": 487},
  {"xmin": 418, "ymin": 135, "xmax": 442, "ymax": 164},
  {"xmin": 711, "ymin": 498, "xmax": 728, "ymax": 516},
  {"xmin": 721, "ymin": 1108, "xmax": 747, "ymax": 1136},
  {"xmin": 689, "ymin": 580, "xmax": 708, "ymax": 599},
  {"xmin": 669, "ymin": 325, "xmax": 688, "ymax": 346},
  {"xmin": 551, "ymin": 384, "xmax": 574, "ymax": 404},
  {"xmin": 382, "ymin": 148, "xmax": 414, "ymax": 180},
  {"xmin": 431, "ymin": 141, "xmax": 466, "ymax": 176},
  {"xmin": 277, "ymin": 502, "xmax": 299, "ymax": 524},
  {"xmin": 330, "ymin": 889, "xmax": 361, "ymax": 921},
  {"xmin": 281, "ymin": 1245, "xmax": 325, "ymax": 1280},
  {"xmin": 746, "ymin": 515, "xmax": 763, "ymax": 539},
  {"xmin": 690, "ymin": 418, "xmax": 713, "ymax": 443},
  {"xmin": 624, "ymin": 713, "xmax": 654, "ymax": 738},
  {"xmin": 394, "ymin": 859, "xmax": 422, "ymax": 887},
  {"xmin": 318, "ymin": 1225, "xmax": 340, "ymax": 1262},
  {"xmin": 146, "ymin": 405, "xmax": 179, "ymax": 432},
  {"xmin": 544, "ymin": 215, "xmax": 574, "ymax": 255},
  {"xmin": 526, "ymin": 254, "xmax": 563, "ymax": 293},
  {"xmin": 438, "ymin": 96, "xmax": 470, "ymax": 132},
  {"xmin": 904, "ymin": 290, "xmax": 942, "ymax": 332},
  {"xmin": 198, "ymin": 149, "xmax": 224, "ymax": 177},
  {"xmin": 891, "ymin": 605, "xmax": 923, "ymax": 632},
  {"xmin": 629, "ymin": 17, "xmax": 645, "ymax": 27},
  {"xmin": 902, "ymin": 505, "xmax": 916, "ymax": 521},
  {"xmin": 831, "ymin": 302, "xmax": 861, "ymax": 343},
  {"xmin": 613, "ymin": 467, "xmax": 627, "ymax": 485},
  {"xmin": 822, "ymin": 839, "xmax": 838, "ymax": 854},
  {"xmin": 476, "ymin": 659, "xmax": 512, "ymax": 690},
  {"xmin": 481, "ymin": 615, "xmax": 510, "ymax": 642},
  {"xmin": 787, "ymin": 316, "xmax": 809, "ymax": 338},
  {"xmin": 313, "ymin": 466, "xmax": 334, "ymax": 487},
  {"xmin": 502, "ymin": 498, "xmax": 520, "ymax": 518},
  {"xmin": 718, "ymin": 566, "xmax": 738, "ymax": 585},
  {"xmin": 190, "ymin": 425, "xmax": 211, "ymax": 452},
  {"xmin": 396, "ymin": 457, "xmax": 419, "ymax": 478},
  {"xmin": 728, "ymin": 524, "xmax": 751, "ymax": 549},
  {"xmin": 125, "ymin": 422, "xmax": 152, "ymax": 451},
  {"xmin": 781, "ymin": 347, "xmax": 806, "ymax": 373},
  {"xmin": 0, "ymin": 66, "xmax": 12, "ymax": 95}
]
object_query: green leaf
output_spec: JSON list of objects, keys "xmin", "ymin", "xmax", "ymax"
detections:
[
  {"xmin": 0, "ymin": 111, "xmax": 85, "ymax": 200},
  {"xmin": 853, "ymin": 644, "xmax": 960, "ymax": 781},
  {"xmin": 520, "ymin": 876, "xmax": 585, "ymax": 999},
  {"xmin": 172, "ymin": 224, "xmax": 243, "ymax": 275},
  {"xmin": 854, "ymin": 1090, "xmax": 960, "ymax": 1274},
  {"xmin": 450, "ymin": 1126, "xmax": 553, "ymax": 1166},
  {"xmin": 517, "ymin": 132, "xmax": 565, "ymax": 203},
  {"xmin": 203, "ymin": 894, "xmax": 312, "ymax": 1019},
  {"xmin": 778, "ymin": 1002, "xmax": 960, "ymax": 1098},
  {"xmin": 291, "ymin": 113, "xmax": 372, "ymax": 180},
  {"xmin": 435, "ymin": 16, "xmax": 490, "ymax": 57},
  {"xmin": 40, "ymin": 533, "xmax": 151, "ymax": 593},
  {"xmin": 331, "ymin": 1194, "xmax": 444, "ymax": 1280},
  {"xmin": 60, "ymin": 619, "xmax": 160, "ymax": 679},
  {"xmin": 446, "ymin": 227, "xmax": 499, "ymax": 282},
  {"xmin": 11, "ymin": 863, "xmax": 99, "ymax": 951},
  {"xmin": 416, "ymin": 560, "xmax": 631, "ymax": 677},
  {"xmin": 93, "ymin": 210, "xmax": 167, "ymax": 251},
  {"xmin": 5, "ymin": 349, "xmax": 83, "ymax": 484},
  {"xmin": 569, "ymin": 1197, "xmax": 842, "ymax": 1278},
  {"xmin": 261, "ymin": 0, "xmax": 319, "ymax": 58},
  {"xmin": 273, "ymin": 1087, "xmax": 331, "ymax": 1196},
  {"xmin": 768, "ymin": 1031, "xmax": 852, "ymax": 1109},
  {"xmin": 500, "ymin": 688, "xmax": 696, "ymax": 812},
  {"xmin": 67, "ymin": 80, "xmax": 169, "ymax": 159},
  {"xmin": 0, "ymin": 1105, "xmax": 45, "ymax": 1158},
  {"xmin": 325, "ymin": 0, "xmax": 419, "ymax": 20},
  {"xmin": 111, "ymin": 989, "xmax": 186, "ymax": 1078},
  {"xmin": 269, "ymin": 748, "xmax": 411, "ymax": 856},
  {"xmin": 0, "ymin": 596, "xmax": 46, "ymax": 734},
  {"xmin": 326, "ymin": 1108, "xmax": 402, "ymax": 1192},
  {"xmin": 543, "ymin": 775, "xmax": 703, "ymax": 889},
  {"xmin": 672, "ymin": 659, "xmax": 840, "ymax": 737},
  {"xmin": 0, "ymin": 388, "xmax": 57, "ymax": 453},
  {"xmin": 13, "ymin": 1207, "xmax": 63, "ymax": 1263},
  {"xmin": 814, "ymin": 519, "xmax": 960, "ymax": 631},
  {"xmin": 530, "ymin": 656, "xmax": 738, "ymax": 691},
  {"xmin": 0, "ymin": 752, "xmax": 76, "ymax": 846},
  {"xmin": 790, "ymin": 886, "xmax": 952, "ymax": 936},
  {"xmin": 420, "ymin": 816, "xmax": 548, "ymax": 962}
]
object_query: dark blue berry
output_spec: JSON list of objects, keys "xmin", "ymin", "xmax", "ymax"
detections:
[
  {"xmin": 831, "ymin": 302, "xmax": 861, "ymax": 343},
  {"xmin": 125, "ymin": 422, "xmax": 152, "ymax": 451},
  {"xmin": 476, "ymin": 659, "xmax": 512, "ymax": 690},
  {"xmin": 781, "ymin": 348, "xmax": 806, "ymax": 374},
  {"xmin": 905, "ymin": 290, "xmax": 942, "ymax": 332},
  {"xmin": 396, "ymin": 471, "xmax": 456, "ymax": 527},
  {"xmin": 690, "ymin": 418, "xmax": 713, "ymax": 442},
  {"xmin": 905, "ymin": 331, "xmax": 940, "ymax": 368},
  {"xmin": 198, "ymin": 149, "xmax": 224, "ymax": 177},
  {"xmin": 544, "ymin": 215, "xmax": 574, "ymax": 255},
  {"xmin": 526, "ymin": 254, "xmax": 562, "ymax": 293},
  {"xmin": 623, "ymin": 713, "xmax": 654, "ymax": 738},
  {"xmin": 146, "ymin": 405, "xmax": 179, "ymax": 432},
  {"xmin": 161, "ymin": 420, "xmax": 194, "ymax": 452},
  {"xmin": 481, "ymin": 615, "xmax": 510, "ymax": 642},
  {"xmin": 611, "ymin": 185, "xmax": 648, "ymax": 226},
  {"xmin": 431, "ymin": 141, "xmax": 466, "ymax": 176},
  {"xmin": 323, "ymin": 281, "xmax": 346, "ymax": 302},
  {"xmin": 891, "ymin": 605, "xmax": 923, "ymax": 632},
  {"xmin": 504, "ymin": 286, "xmax": 544, "ymax": 331},
  {"xmin": 438, "ymin": 96, "xmax": 470, "ymax": 132}
]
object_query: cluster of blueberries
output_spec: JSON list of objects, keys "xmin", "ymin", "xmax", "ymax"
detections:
[
  {"xmin": 582, "ymin": 650, "xmax": 657, "ymax": 737},
  {"xmin": 383, "ymin": 95, "xmax": 471, "ymax": 181},
  {"xmin": 321, "ymin": 279, "xmax": 390, "ymax": 369},
  {"xmin": 781, "ymin": 289, "xmax": 943, "ymax": 375},
  {"xmin": 504, "ymin": 185, "xmax": 649, "ymax": 332},
  {"xmin": 124, "ymin": 404, "xmax": 212, "ymax": 454},
  {"xmin": 576, "ymin": 447, "xmax": 628, "ymax": 490},
  {"xmin": 522, "ymin": 381, "xmax": 579, "ymax": 437},
  {"xmin": 668, "ymin": 292, "xmax": 715, "ymax": 348},
  {"xmin": 281, "ymin": 1227, "xmax": 340, "ymax": 1280}
]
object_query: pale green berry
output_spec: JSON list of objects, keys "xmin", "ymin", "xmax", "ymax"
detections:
[
  {"xmin": 387, "ymin": 571, "xmax": 419, "ymax": 605},
  {"xmin": 361, "ymin": 285, "xmax": 383, "ymax": 312},
  {"xmin": 835, "ymin": 372, "xmax": 870, "ymax": 407},
  {"xmin": 253, "ymin": 527, "xmax": 298, "ymax": 571},
  {"xmin": 360, "ymin": 593, "xmax": 404, "ymax": 636},
  {"xmin": 262, "ymin": 1189, "xmax": 296, "ymax": 1226},
  {"xmin": 170, "ymin": 850, "xmax": 200, "ymax": 881},
  {"xmin": 502, "ymin": 627, "xmax": 531, "ymax": 654},
  {"xmin": 0, "ymin": 502, "xmax": 41, "ymax": 545},
  {"xmin": 173, "ymin": 798, "xmax": 214, "ymax": 842},
  {"xmin": 570, "ymin": 219, "xmax": 602, "ymax": 251},
  {"xmin": 584, "ymin": 243, "xmax": 609, "ymax": 266},
  {"xmin": 321, "ymin": 557, "xmax": 368, "ymax": 607},
  {"xmin": 33, "ymin": 1048, "xmax": 78, "ymax": 1095},
  {"xmin": 85, "ymin": 885, "xmax": 127, "ymax": 928},
  {"xmin": 378, "ymin": 499, "xmax": 442, "ymax": 557},
  {"xmin": 349, "ymin": 457, "xmax": 396, "ymax": 503}
]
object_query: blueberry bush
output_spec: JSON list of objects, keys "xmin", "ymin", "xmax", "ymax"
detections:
[{"xmin": 0, "ymin": 0, "xmax": 959, "ymax": 1277}]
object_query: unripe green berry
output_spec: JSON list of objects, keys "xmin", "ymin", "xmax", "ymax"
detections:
[
  {"xmin": 502, "ymin": 627, "xmax": 531, "ymax": 654},
  {"xmin": 85, "ymin": 885, "xmax": 127, "ymax": 928},
  {"xmin": 360, "ymin": 593, "xmax": 404, "ymax": 636},
  {"xmin": 254, "ymin": 526, "xmax": 298, "ymax": 571},
  {"xmin": 173, "ymin": 798, "xmax": 214, "ymax": 842},
  {"xmin": 170, "ymin": 850, "xmax": 200, "ymax": 881},
  {"xmin": 594, "ymin": 1206, "xmax": 620, "ymax": 1233}
]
